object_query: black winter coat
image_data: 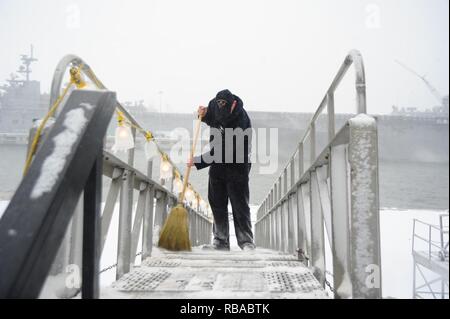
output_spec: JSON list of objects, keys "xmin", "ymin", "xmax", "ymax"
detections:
[{"xmin": 194, "ymin": 95, "xmax": 252, "ymax": 180}]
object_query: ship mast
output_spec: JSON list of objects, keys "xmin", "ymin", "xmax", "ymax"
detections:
[{"xmin": 17, "ymin": 45, "xmax": 38, "ymax": 82}]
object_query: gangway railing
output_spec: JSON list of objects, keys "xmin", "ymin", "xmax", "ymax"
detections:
[
  {"xmin": 49, "ymin": 55, "xmax": 212, "ymax": 276},
  {"xmin": 412, "ymin": 215, "xmax": 449, "ymax": 299},
  {"xmin": 413, "ymin": 215, "xmax": 449, "ymax": 262},
  {"xmin": 254, "ymin": 50, "xmax": 382, "ymax": 299},
  {"xmin": 0, "ymin": 90, "xmax": 116, "ymax": 298},
  {"xmin": 0, "ymin": 56, "xmax": 212, "ymax": 298}
]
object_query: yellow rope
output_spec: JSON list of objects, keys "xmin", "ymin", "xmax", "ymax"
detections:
[
  {"xmin": 23, "ymin": 64, "xmax": 204, "ymax": 205},
  {"xmin": 22, "ymin": 66, "xmax": 88, "ymax": 176},
  {"xmin": 78, "ymin": 66, "xmax": 203, "ymax": 205},
  {"xmin": 69, "ymin": 67, "xmax": 87, "ymax": 89},
  {"xmin": 22, "ymin": 82, "xmax": 74, "ymax": 176},
  {"xmin": 145, "ymin": 131, "xmax": 153, "ymax": 141}
]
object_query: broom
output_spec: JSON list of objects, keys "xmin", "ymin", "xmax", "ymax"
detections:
[{"xmin": 158, "ymin": 114, "xmax": 203, "ymax": 251}]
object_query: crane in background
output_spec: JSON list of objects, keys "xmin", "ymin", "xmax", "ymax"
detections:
[{"xmin": 395, "ymin": 60, "xmax": 448, "ymax": 114}]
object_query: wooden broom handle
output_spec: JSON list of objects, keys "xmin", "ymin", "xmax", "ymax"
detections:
[{"xmin": 179, "ymin": 115, "xmax": 203, "ymax": 203}]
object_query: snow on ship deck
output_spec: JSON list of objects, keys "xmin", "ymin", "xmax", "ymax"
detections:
[{"xmin": 102, "ymin": 247, "xmax": 329, "ymax": 299}]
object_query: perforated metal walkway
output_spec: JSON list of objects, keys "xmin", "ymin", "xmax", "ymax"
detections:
[{"xmin": 103, "ymin": 247, "xmax": 328, "ymax": 299}]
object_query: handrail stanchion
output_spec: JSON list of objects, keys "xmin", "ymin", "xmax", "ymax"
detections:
[
  {"xmin": 327, "ymin": 93, "xmax": 335, "ymax": 142},
  {"xmin": 82, "ymin": 147, "xmax": 103, "ymax": 299},
  {"xmin": 117, "ymin": 169, "xmax": 133, "ymax": 279}
]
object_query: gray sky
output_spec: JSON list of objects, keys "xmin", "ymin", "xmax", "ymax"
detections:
[{"xmin": 0, "ymin": 0, "xmax": 448, "ymax": 114}]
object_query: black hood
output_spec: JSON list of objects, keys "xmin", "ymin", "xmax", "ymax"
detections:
[{"xmin": 215, "ymin": 93, "xmax": 244, "ymax": 128}]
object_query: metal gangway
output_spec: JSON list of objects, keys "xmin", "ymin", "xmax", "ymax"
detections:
[{"xmin": 0, "ymin": 50, "xmax": 382, "ymax": 299}]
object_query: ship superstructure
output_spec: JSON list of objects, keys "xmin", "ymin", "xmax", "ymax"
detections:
[{"xmin": 0, "ymin": 45, "xmax": 49, "ymax": 134}]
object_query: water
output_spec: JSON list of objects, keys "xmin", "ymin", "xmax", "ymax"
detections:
[
  {"xmin": 379, "ymin": 160, "xmax": 448, "ymax": 210},
  {"xmin": 0, "ymin": 144, "xmax": 448, "ymax": 210},
  {"xmin": 0, "ymin": 145, "xmax": 26, "ymax": 198}
]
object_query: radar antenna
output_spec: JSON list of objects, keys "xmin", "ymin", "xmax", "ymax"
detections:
[{"xmin": 17, "ymin": 44, "xmax": 38, "ymax": 82}]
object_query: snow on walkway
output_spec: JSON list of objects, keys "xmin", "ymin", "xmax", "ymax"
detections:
[{"xmin": 101, "ymin": 246, "xmax": 328, "ymax": 299}]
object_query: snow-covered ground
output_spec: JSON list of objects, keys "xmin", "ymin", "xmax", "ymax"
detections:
[{"xmin": 0, "ymin": 201, "xmax": 447, "ymax": 299}]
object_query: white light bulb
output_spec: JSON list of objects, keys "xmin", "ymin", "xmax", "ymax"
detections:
[
  {"xmin": 118, "ymin": 127, "xmax": 129, "ymax": 138},
  {"xmin": 144, "ymin": 140, "xmax": 158, "ymax": 160},
  {"xmin": 112, "ymin": 125, "xmax": 134, "ymax": 153},
  {"xmin": 185, "ymin": 188, "xmax": 195, "ymax": 202},
  {"xmin": 159, "ymin": 159, "xmax": 173, "ymax": 180},
  {"xmin": 161, "ymin": 161, "xmax": 171, "ymax": 172}
]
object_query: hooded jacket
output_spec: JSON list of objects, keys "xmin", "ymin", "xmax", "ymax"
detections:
[{"xmin": 194, "ymin": 94, "xmax": 252, "ymax": 179}]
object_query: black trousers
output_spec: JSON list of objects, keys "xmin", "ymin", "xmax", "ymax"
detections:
[{"xmin": 208, "ymin": 166, "xmax": 254, "ymax": 249}]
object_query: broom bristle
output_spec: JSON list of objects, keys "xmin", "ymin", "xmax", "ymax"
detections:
[{"xmin": 158, "ymin": 204, "xmax": 192, "ymax": 251}]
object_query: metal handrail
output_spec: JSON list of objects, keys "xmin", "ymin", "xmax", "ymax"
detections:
[
  {"xmin": 49, "ymin": 56, "xmax": 212, "ymax": 286},
  {"xmin": 414, "ymin": 219, "xmax": 443, "ymax": 231},
  {"xmin": 50, "ymin": 55, "xmax": 139, "ymax": 128},
  {"xmin": 102, "ymin": 149, "xmax": 210, "ymax": 224},
  {"xmin": 300, "ymin": 50, "xmax": 366, "ymax": 142},
  {"xmin": 98, "ymin": 149, "xmax": 212, "ymax": 280},
  {"xmin": 48, "ymin": 54, "xmax": 211, "ymax": 224},
  {"xmin": 49, "ymin": 55, "xmax": 195, "ymax": 192},
  {"xmin": 0, "ymin": 55, "xmax": 213, "ymax": 299},
  {"xmin": 0, "ymin": 90, "xmax": 116, "ymax": 298},
  {"xmin": 258, "ymin": 50, "xmax": 366, "ymax": 215},
  {"xmin": 256, "ymin": 122, "xmax": 349, "ymax": 223},
  {"xmin": 254, "ymin": 50, "xmax": 381, "ymax": 299},
  {"xmin": 412, "ymin": 216, "xmax": 449, "ymax": 261}
]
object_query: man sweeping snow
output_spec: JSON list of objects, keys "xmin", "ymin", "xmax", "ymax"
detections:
[{"xmin": 188, "ymin": 89, "xmax": 256, "ymax": 251}]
